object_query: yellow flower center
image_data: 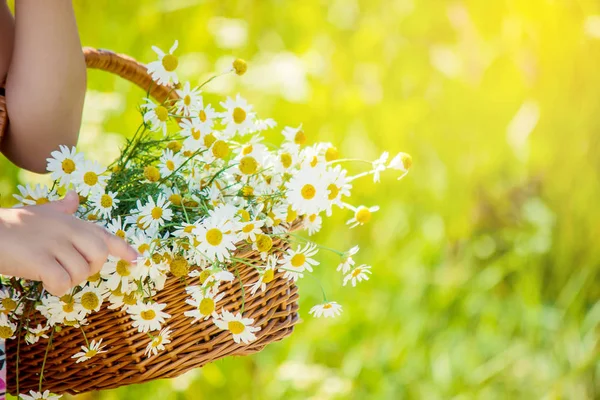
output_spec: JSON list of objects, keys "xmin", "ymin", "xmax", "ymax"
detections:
[
  {"xmin": 169, "ymin": 194, "xmax": 182, "ymax": 206},
  {"xmin": 81, "ymin": 292, "xmax": 100, "ymax": 311},
  {"xmin": 155, "ymin": 105, "xmax": 169, "ymax": 122},
  {"xmin": 36, "ymin": 198, "xmax": 49, "ymax": 205},
  {"xmin": 85, "ymin": 349, "xmax": 98, "ymax": 358},
  {"xmin": 169, "ymin": 255, "xmax": 189, "ymax": 278},
  {"xmin": 242, "ymin": 145, "xmax": 253, "ymax": 155},
  {"xmin": 309, "ymin": 214, "xmax": 317, "ymax": 222},
  {"xmin": 88, "ymin": 272, "xmax": 101, "ymax": 282},
  {"xmin": 352, "ymin": 268, "xmax": 362, "ymax": 277},
  {"xmin": 206, "ymin": 228, "xmax": 223, "ymax": 246},
  {"xmin": 123, "ymin": 292, "xmax": 137, "ymax": 306},
  {"xmin": 204, "ymin": 133, "xmax": 216, "ymax": 148},
  {"xmin": 166, "ymin": 160, "xmax": 175, "ymax": 171},
  {"xmin": 62, "ymin": 159, "xmax": 76, "ymax": 174},
  {"xmin": 256, "ymin": 234, "xmax": 273, "ymax": 253},
  {"xmin": 401, "ymin": 153, "xmax": 413, "ymax": 169},
  {"xmin": 0, "ymin": 326, "xmax": 14, "ymax": 339},
  {"xmin": 151, "ymin": 206, "xmax": 163, "ymax": 220},
  {"xmin": 286, "ymin": 205, "xmax": 297, "ymax": 223},
  {"xmin": 199, "ymin": 298, "xmax": 215, "ymax": 315},
  {"xmin": 327, "ymin": 184, "xmax": 339, "ymax": 201},
  {"xmin": 167, "ymin": 141, "xmax": 182, "ymax": 153},
  {"xmin": 310, "ymin": 156, "xmax": 318, "ymax": 168},
  {"xmin": 87, "ymin": 214, "xmax": 99, "ymax": 221},
  {"xmin": 83, "ymin": 171, "xmax": 98, "ymax": 186},
  {"xmin": 233, "ymin": 58, "xmax": 248, "ymax": 75},
  {"xmin": 191, "ymin": 129, "xmax": 201, "ymax": 140},
  {"xmin": 162, "ymin": 54, "xmax": 179, "ymax": 72},
  {"xmin": 242, "ymin": 223, "xmax": 255, "ymax": 233},
  {"xmin": 294, "ymin": 130, "xmax": 306, "ymax": 145},
  {"xmin": 100, "ymin": 194, "xmax": 113, "ymax": 208},
  {"xmin": 325, "ymin": 147, "xmax": 339, "ymax": 162},
  {"xmin": 212, "ymin": 140, "xmax": 230, "ymax": 159},
  {"xmin": 242, "ymin": 186, "xmax": 254, "ymax": 197},
  {"xmin": 355, "ymin": 208, "xmax": 372, "ymax": 224},
  {"xmin": 239, "ymin": 156, "xmax": 258, "ymax": 175},
  {"xmin": 144, "ymin": 166, "xmax": 161, "ymax": 182},
  {"xmin": 232, "ymin": 107, "xmax": 247, "ymax": 124},
  {"xmin": 323, "ymin": 303, "xmax": 333, "ymax": 309},
  {"xmin": 116, "ymin": 229, "xmax": 126, "ymax": 239},
  {"xmin": 280, "ymin": 153, "xmax": 292, "ymax": 168},
  {"xmin": 138, "ymin": 243, "xmax": 150, "ymax": 254},
  {"xmin": 62, "ymin": 302, "xmax": 75, "ymax": 313},
  {"xmin": 291, "ymin": 254, "xmax": 305, "ymax": 268},
  {"xmin": 137, "ymin": 216, "xmax": 148, "ymax": 230},
  {"xmin": 199, "ymin": 110, "xmax": 207, "ymax": 122},
  {"xmin": 141, "ymin": 309, "xmax": 156, "ymax": 321},
  {"xmin": 301, "ymin": 184, "xmax": 316, "ymax": 200},
  {"xmin": 238, "ymin": 209, "xmax": 250, "ymax": 222},
  {"xmin": 152, "ymin": 336, "xmax": 163, "ymax": 347},
  {"xmin": 262, "ymin": 269, "xmax": 275, "ymax": 284},
  {"xmin": 116, "ymin": 260, "xmax": 131, "ymax": 276},
  {"xmin": 1, "ymin": 298, "xmax": 17, "ymax": 312},
  {"xmin": 184, "ymin": 95, "xmax": 191, "ymax": 106},
  {"xmin": 198, "ymin": 270, "xmax": 212, "ymax": 284},
  {"xmin": 228, "ymin": 321, "xmax": 246, "ymax": 334},
  {"xmin": 184, "ymin": 225, "xmax": 194, "ymax": 234}
]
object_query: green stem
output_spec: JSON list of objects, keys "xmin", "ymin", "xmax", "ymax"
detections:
[{"xmin": 39, "ymin": 329, "xmax": 54, "ymax": 392}]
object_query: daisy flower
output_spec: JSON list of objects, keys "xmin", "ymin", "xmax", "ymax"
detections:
[
  {"xmin": 0, "ymin": 313, "xmax": 17, "ymax": 339},
  {"xmin": 247, "ymin": 255, "xmax": 278, "ymax": 295},
  {"xmin": 146, "ymin": 40, "xmax": 179, "ymax": 85},
  {"xmin": 213, "ymin": 309, "xmax": 260, "ymax": 344},
  {"xmin": 179, "ymin": 118, "xmax": 206, "ymax": 152},
  {"xmin": 72, "ymin": 160, "xmax": 108, "ymax": 197},
  {"xmin": 193, "ymin": 101, "xmax": 218, "ymax": 135},
  {"xmin": 175, "ymin": 81, "xmax": 202, "ymax": 116},
  {"xmin": 0, "ymin": 288, "xmax": 23, "ymax": 315},
  {"xmin": 220, "ymin": 94, "xmax": 257, "ymax": 137},
  {"xmin": 193, "ymin": 219, "xmax": 238, "ymax": 262},
  {"xmin": 184, "ymin": 291, "xmax": 225, "ymax": 322},
  {"xmin": 273, "ymin": 149, "xmax": 299, "ymax": 174},
  {"xmin": 90, "ymin": 191, "xmax": 120, "ymax": 219},
  {"xmin": 71, "ymin": 339, "xmax": 107, "ymax": 363},
  {"xmin": 343, "ymin": 264, "xmax": 372, "ymax": 287},
  {"xmin": 323, "ymin": 165, "xmax": 352, "ymax": 216},
  {"xmin": 346, "ymin": 205, "xmax": 380, "ymax": 229},
  {"xmin": 143, "ymin": 98, "xmax": 171, "ymax": 135},
  {"xmin": 388, "ymin": 152, "xmax": 412, "ymax": 179},
  {"xmin": 238, "ymin": 219, "xmax": 264, "ymax": 242},
  {"xmin": 128, "ymin": 301, "xmax": 171, "ymax": 333},
  {"xmin": 371, "ymin": 152, "xmax": 389, "ymax": 183},
  {"xmin": 303, "ymin": 213, "xmax": 322, "ymax": 236},
  {"xmin": 337, "ymin": 245, "xmax": 359, "ymax": 274},
  {"xmin": 13, "ymin": 184, "xmax": 58, "ymax": 207},
  {"xmin": 106, "ymin": 216, "xmax": 129, "ymax": 240},
  {"xmin": 18, "ymin": 390, "xmax": 62, "ymax": 400},
  {"xmin": 286, "ymin": 167, "xmax": 329, "ymax": 216},
  {"xmin": 46, "ymin": 145, "xmax": 85, "ymax": 186},
  {"xmin": 24, "ymin": 324, "xmax": 50, "ymax": 345},
  {"xmin": 101, "ymin": 256, "xmax": 142, "ymax": 291},
  {"xmin": 282, "ymin": 124, "xmax": 307, "ymax": 151},
  {"xmin": 278, "ymin": 243, "xmax": 319, "ymax": 282},
  {"xmin": 309, "ymin": 301, "xmax": 343, "ymax": 318},
  {"xmin": 75, "ymin": 285, "xmax": 106, "ymax": 313},
  {"xmin": 159, "ymin": 149, "xmax": 185, "ymax": 177},
  {"xmin": 145, "ymin": 327, "xmax": 172, "ymax": 358},
  {"xmin": 161, "ymin": 185, "xmax": 183, "ymax": 207},
  {"xmin": 138, "ymin": 195, "xmax": 173, "ymax": 232}
]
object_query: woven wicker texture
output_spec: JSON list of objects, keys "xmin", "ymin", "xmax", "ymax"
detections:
[{"xmin": 1, "ymin": 48, "xmax": 300, "ymax": 395}]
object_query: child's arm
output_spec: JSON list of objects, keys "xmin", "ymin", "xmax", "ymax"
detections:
[
  {"xmin": 1, "ymin": 0, "xmax": 86, "ymax": 173},
  {"xmin": 0, "ymin": 192, "xmax": 138, "ymax": 296},
  {"xmin": 0, "ymin": 1, "xmax": 14, "ymax": 82}
]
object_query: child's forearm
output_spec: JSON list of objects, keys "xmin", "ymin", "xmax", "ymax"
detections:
[
  {"xmin": 0, "ymin": 1, "xmax": 14, "ymax": 82},
  {"xmin": 2, "ymin": 0, "xmax": 86, "ymax": 173}
]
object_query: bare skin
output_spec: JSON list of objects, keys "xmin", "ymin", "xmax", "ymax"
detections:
[
  {"xmin": 0, "ymin": 2, "xmax": 136, "ymax": 295},
  {"xmin": 0, "ymin": 192, "xmax": 138, "ymax": 296},
  {"xmin": 0, "ymin": 0, "xmax": 86, "ymax": 173}
]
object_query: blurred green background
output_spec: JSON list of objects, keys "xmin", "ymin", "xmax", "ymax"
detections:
[{"xmin": 2, "ymin": 0, "xmax": 600, "ymax": 398}]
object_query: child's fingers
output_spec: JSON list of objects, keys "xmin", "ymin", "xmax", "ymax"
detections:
[
  {"xmin": 100, "ymin": 228, "xmax": 139, "ymax": 262},
  {"xmin": 71, "ymin": 229, "xmax": 109, "ymax": 276},
  {"xmin": 39, "ymin": 190, "xmax": 79, "ymax": 214},
  {"xmin": 40, "ymin": 258, "xmax": 73, "ymax": 297},
  {"xmin": 54, "ymin": 246, "xmax": 90, "ymax": 290}
]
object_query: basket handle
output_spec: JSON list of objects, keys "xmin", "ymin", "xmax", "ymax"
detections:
[{"xmin": 0, "ymin": 47, "xmax": 179, "ymax": 141}]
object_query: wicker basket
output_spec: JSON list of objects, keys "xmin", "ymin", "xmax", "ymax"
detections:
[{"xmin": 0, "ymin": 48, "xmax": 300, "ymax": 396}]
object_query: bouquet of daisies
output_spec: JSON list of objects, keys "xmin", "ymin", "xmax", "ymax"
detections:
[{"xmin": 2, "ymin": 41, "xmax": 411, "ymax": 399}]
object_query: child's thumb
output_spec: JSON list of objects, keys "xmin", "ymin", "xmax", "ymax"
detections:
[{"xmin": 43, "ymin": 191, "xmax": 80, "ymax": 214}]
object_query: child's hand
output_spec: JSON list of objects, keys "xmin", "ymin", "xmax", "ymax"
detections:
[{"xmin": 0, "ymin": 191, "xmax": 138, "ymax": 296}]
